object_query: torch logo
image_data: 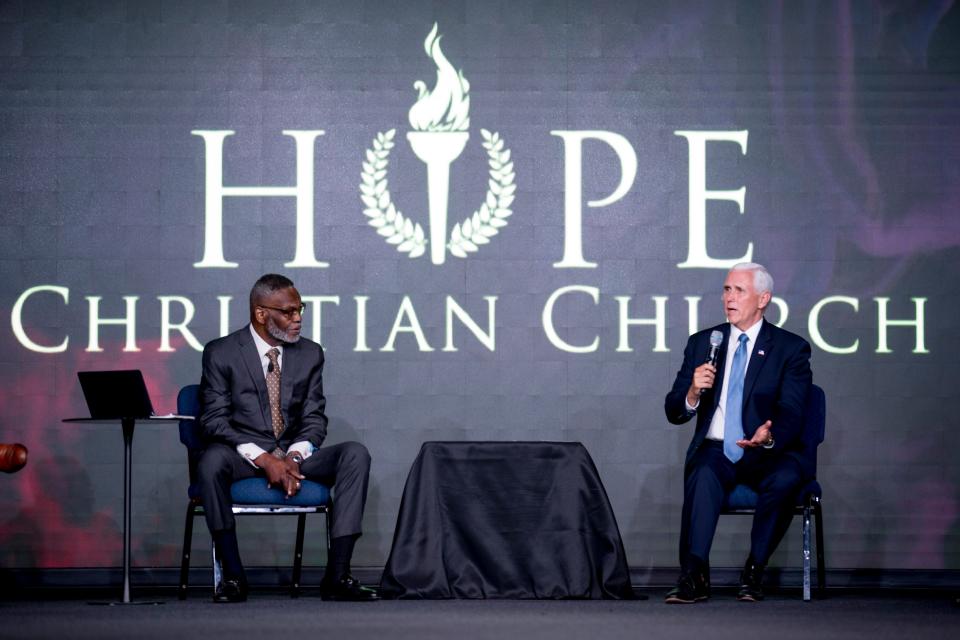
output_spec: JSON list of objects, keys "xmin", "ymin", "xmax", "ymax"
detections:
[{"xmin": 360, "ymin": 24, "xmax": 515, "ymax": 264}]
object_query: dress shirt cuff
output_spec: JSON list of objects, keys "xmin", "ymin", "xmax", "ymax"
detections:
[
  {"xmin": 685, "ymin": 397, "xmax": 700, "ymax": 413},
  {"xmin": 237, "ymin": 443, "xmax": 269, "ymax": 467},
  {"xmin": 287, "ymin": 441, "xmax": 315, "ymax": 460}
]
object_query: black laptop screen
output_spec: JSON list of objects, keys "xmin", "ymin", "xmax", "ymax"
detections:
[{"xmin": 77, "ymin": 370, "xmax": 155, "ymax": 419}]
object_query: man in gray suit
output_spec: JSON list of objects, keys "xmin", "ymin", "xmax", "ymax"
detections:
[{"xmin": 198, "ymin": 273, "xmax": 378, "ymax": 602}]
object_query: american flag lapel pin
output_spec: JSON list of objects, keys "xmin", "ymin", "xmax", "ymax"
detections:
[{"xmin": 757, "ymin": 350, "xmax": 765, "ymax": 356}]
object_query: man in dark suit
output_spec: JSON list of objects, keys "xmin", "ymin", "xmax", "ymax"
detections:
[
  {"xmin": 198, "ymin": 273, "xmax": 378, "ymax": 602},
  {"xmin": 664, "ymin": 263, "xmax": 812, "ymax": 603}
]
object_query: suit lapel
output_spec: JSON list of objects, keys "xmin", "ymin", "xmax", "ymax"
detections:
[
  {"xmin": 279, "ymin": 339, "xmax": 296, "ymax": 427},
  {"xmin": 742, "ymin": 319, "xmax": 773, "ymax": 407},
  {"xmin": 237, "ymin": 326, "xmax": 272, "ymax": 432}
]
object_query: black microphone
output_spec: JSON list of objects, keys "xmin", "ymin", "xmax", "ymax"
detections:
[
  {"xmin": 697, "ymin": 330, "xmax": 724, "ymax": 397},
  {"xmin": 267, "ymin": 361, "xmax": 274, "ymax": 373},
  {"xmin": 707, "ymin": 329, "xmax": 723, "ymax": 367}
]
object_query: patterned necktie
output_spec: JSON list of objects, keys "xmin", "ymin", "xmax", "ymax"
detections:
[
  {"xmin": 265, "ymin": 348, "xmax": 284, "ymax": 440},
  {"xmin": 723, "ymin": 333, "xmax": 749, "ymax": 463}
]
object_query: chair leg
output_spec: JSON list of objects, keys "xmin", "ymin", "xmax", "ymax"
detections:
[
  {"xmin": 212, "ymin": 540, "xmax": 222, "ymax": 591},
  {"xmin": 325, "ymin": 508, "xmax": 332, "ymax": 569},
  {"xmin": 178, "ymin": 502, "xmax": 196, "ymax": 600},
  {"xmin": 813, "ymin": 495, "xmax": 826, "ymax": 599},
  {"xmin": 291, "ymin": 513, "xmax": 307, "ymax": 598},
  {"xmin": 801, "ymin": 505, "xmax": 812, "ymax": 602}
]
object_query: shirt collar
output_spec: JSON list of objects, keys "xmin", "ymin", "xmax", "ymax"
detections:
[
  {"xmin": 249, "ymin": 324, "xmax": 282, "ymax": 360},
  {"xmin": 730, "ymin": 317, "xmax": 764, "ymax": 345}
]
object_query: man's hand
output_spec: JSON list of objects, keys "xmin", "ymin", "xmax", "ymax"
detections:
[
  {"xmin": 281, "ymin": 456, "xmax": 306, "ymax": 496},
  {"xmin": 254, "ymin": 453, "xmax": 306, "ymax": 497},
  {"xmin": 737, "ymin": 420, "xmax": 773, "ymax": 449},
  {"xmin": 686, "ymin": 363, "xmax": 717, "ymax": 405}
]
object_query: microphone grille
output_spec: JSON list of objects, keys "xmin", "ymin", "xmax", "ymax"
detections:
[{"xmin": 709, "ymin": 330, "xmax": 723, "ymax": 347}]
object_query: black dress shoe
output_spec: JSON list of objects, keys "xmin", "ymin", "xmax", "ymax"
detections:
[
  {"xmin": 320, "ymin": 574, "xmax": 380, "ymax": 601},
  {"xmin": 213, "ymin": 579, "xmax": 248, "ymax": 603},
  {"xmin": 665, "ymin": 571, "xmax": 709, "ymax": 604},
  {"xmin": 737, "ymin": 559, "xmax": 765, "ymax": 602}
]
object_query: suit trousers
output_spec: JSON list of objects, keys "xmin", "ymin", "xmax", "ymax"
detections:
[
  {"xmin": 679, "ymin": 441, "xmax": 803, "ymax": 571},
  {"xmin": 197, "ymin": 441, "xmax": 371, "ymax": 540}
]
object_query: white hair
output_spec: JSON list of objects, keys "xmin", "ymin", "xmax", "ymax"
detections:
[{"xmin": 730, "ymin": 262, "xmax": 774, "ymax": 295}]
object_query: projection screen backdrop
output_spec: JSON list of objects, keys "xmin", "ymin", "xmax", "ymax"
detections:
[{"xmin": 0, "ymin": 0, "xmax": 958, "ymax": 573}]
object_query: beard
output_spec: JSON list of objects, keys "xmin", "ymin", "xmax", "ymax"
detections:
[{"xmin": 266, "ymin": 316, "xmax": 300, "ymax": 343}]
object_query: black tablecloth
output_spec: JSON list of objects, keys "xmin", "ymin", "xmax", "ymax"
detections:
[{"xmin": 380, "ymin": 441, "xmax": 633, "ymax": 599}]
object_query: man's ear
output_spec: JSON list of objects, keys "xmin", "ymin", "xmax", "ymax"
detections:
[{"xmin": 758, "ymin": 291, "xmax": 772, "ymax": 311}]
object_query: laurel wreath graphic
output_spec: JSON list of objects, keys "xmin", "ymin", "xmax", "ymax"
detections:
[
  {"xmin": 360, "ymin": 128, "xmax": 514, "ymax": 259},
  {"xmin": 360, "ymin": 129, "xmax": 427, "ymax": 258},
  {"xmin": 447, "ymin": 129, "xmax": 515, "ymax": 258}
]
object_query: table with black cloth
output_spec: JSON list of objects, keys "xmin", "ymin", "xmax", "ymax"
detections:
[{"xmin": 380, "ymin": 441, "xmax": 634, "ymax": 599}]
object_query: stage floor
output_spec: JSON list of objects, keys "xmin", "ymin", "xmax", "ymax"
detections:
[{"xmin": 1, "ymin": 590, "xmax": 957, "ymax": 639}]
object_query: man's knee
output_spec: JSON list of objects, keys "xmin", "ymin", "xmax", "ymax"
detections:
[
  {"xmin": 340, "ymin": 441, "xmax": 371, "ymax": 472},
  {"xmin": 686, "ymin": 464, "xmax": 723, "ymax": 495},
  {"xmin": 758, "ymin": 466, "xmax": 803, "ymax": 500},
  {"xmin": 197, "ymin": 445, "xmax": 235, "ymax": 485}
]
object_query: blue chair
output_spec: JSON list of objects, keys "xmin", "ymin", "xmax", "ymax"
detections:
[
  {"xmin": 721, "ymin": 383, "xmax": 826, "ymax": 601},
  {"xmin": 176, "ymin": 384, "xmax": 332, "ymax": 599}
]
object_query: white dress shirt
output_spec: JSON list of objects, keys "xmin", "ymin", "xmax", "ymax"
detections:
[
  {"xmin": 686, "ymin": 318, "xmax": 764, "ymax": 442},
  {"xmin": 237, "ymin": 325, "xmax": 314, "ymax": 467}
]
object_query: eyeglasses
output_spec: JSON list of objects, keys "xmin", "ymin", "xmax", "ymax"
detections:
[{"xmin": 259, "ymin": 303, "xmax": 305, "ymax": 319}]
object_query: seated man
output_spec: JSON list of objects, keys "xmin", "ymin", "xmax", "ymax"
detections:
[
  {"xmin": 664, "ymin": 263, "xmax": 813, "ymax": 603},
  {"xmin": 198, "ymin": 273, "xmax": 378, "ymax": 603}
]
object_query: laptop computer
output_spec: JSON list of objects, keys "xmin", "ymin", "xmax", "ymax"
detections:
[{"xmin": 77, "ymin": 370, "xmax": 157, "ymax": 419}]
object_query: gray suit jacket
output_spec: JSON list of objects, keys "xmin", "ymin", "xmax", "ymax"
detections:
[{"xmin": 199, "ymin": 325, "xmax": 328, "ymax": 452}]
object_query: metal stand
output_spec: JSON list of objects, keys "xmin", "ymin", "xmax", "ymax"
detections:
[
  {"xmin": 89, "ymin": 417, "xmax": 162, "ymax": 606},
  {"xmin": 65, "ymin": 416, "xmax": 169, "ymax": 606}
]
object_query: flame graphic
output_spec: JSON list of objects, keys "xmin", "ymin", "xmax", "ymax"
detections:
[{"xmin": 408, "ymin": 23, "xmax": 470, "ymax": 132}]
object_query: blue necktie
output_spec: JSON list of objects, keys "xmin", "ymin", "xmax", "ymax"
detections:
[{"xmin": 723, "ymin": 333, "xmax": 749, "ymax": 463}]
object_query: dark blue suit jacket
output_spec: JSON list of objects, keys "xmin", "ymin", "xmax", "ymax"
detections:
[
  {"xmin": 199, "ymin": 325, "xmax": 328, "ymax": 453},
  {"xmin": 664, "ymin": 319, "xmax": 814, "ymax": 477}
]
